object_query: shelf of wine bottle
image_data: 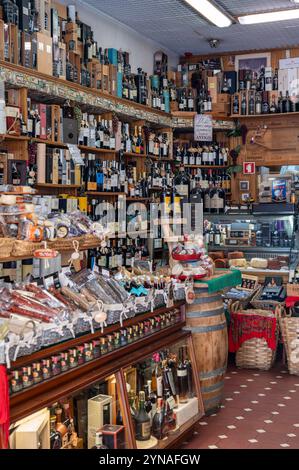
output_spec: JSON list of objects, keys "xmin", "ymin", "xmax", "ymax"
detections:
[
  {"xmin": 85, "ymin": 191, "xmax": 126, "ymax": 196},
  {"xmin": 124, "ymin": 152, "xmax": 147, "ymax": 158},
  {"xmin": 183, "ymin": 165, "xmax": 228, "ymax": 169},
  {"xmin": 208, "ymin": 245, "xmax": 292, "ymax": 253},
  {"xmin": 235, "ymin": 111, "xmax": 299, "ymax": 119},
  {"xmin": 35, "ymin": 183, "xmax": 81, "ymax": 189}
]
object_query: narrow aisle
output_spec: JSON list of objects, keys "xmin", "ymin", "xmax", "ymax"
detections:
[{"xmin": 182, "ymin": 365, "xmax": 299, "ymax": 449}]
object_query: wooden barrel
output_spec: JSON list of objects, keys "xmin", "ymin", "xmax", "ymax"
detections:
[{"xmin": 185, "ymin": 284, "xmax": 228, "ymax": 414}]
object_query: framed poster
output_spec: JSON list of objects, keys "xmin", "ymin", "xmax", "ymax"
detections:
[
  {"xmin": 194, "ymin": 114, "xmax": 213, "ymax": 142},
  {"xmin": 235, "ymin": 52, "xmax": 271, "ymax": 74}
]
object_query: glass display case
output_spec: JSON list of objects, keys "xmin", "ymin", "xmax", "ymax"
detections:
[
  {"xmin": 204, "ymin": 208, "xmax": 298, "ymax": 259},
  {"xmin": 8, "ymin": 304, "xmax": 204, "ymax": 450}
]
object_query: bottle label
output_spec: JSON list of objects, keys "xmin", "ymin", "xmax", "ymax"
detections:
[
  {"xmin": 87, "ymin": 182, "xmax": 97, "ymax": 191},
  {"xmin": 157, "ymin": 376, "xmax": 163, "ymax": 397},
  {"xmin": 177, "ymin": 369, "xmax": 188, "ymax": 377},
  {"xmin": 176, "ymin": 184, "xmax": 189, "ymax": 196},
  {"xmin": 136, "ymin": 421, "xmax": 151, "ymax": 440},
  {"xmin": 167, "ymin": 396, "xmax": 176, "ymax": 410}
]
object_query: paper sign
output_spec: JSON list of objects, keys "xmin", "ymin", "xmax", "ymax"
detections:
[
  {"xmin": 194, "ymin": 114, "xmax": 213, "ymax": 142},
  {"xmin": 243, "ymin": 162, "xmax": 256, "ymax": 175}
]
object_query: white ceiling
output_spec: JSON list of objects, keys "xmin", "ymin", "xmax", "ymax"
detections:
[{"xmin": 80, "ymin": 0, "xmax": 299, "ymax": 55}]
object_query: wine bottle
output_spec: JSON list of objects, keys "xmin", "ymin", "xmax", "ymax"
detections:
[
  {"xmin": 135, "ymin": 391, "xmax": 151, "ymax": 441},
  {"xmin": 152, "ymin": 398, "xmax": 168, "ymax": 440},
  {"xmin": 177, "ymin": 348, "xmax": 189, "ymax": 404}
]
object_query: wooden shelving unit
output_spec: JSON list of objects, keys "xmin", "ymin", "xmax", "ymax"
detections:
[{"xmin": 35, "ymin": 183, "xmax": 81, "ymax": 189}]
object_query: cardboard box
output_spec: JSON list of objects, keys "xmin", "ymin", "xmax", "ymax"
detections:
[
  {"xmin": 208, "ymin": 76, "xmax": 218, "ymax": 103},
  {"xmin": 217, "ymin": 93, "xmax": 231, "ymax": 104},
  {"xmin": 37, "ymin": 32, "xmax": 53, "ymax": 76},
  {"xmin": 175, "ymin": 397, "xmax": 198, "ymax": 427},
  {"xmin": 265, "ymin": 67, "xmax": 273, "ymax": 92},
  {"xmin": 117, "ymin": 71, "xmax": 123, "ymax": 98},
  {"xmin": 109, "ymin": 64, "xmax": 117, "ymax": 96},
  {"xmin": 87, "ymin": 394, "xmax": 112, "ymax": 449},
  {"xmin": 279, "ymin": 57, "xmax": 299, "ymax": 70},
  {"xmin": 278, "ymin": 69, "xmax": 288, "ymax": 93},
  {"xmin": 108, "ymin": 48, "xmax": 118, "ymax": 65}
]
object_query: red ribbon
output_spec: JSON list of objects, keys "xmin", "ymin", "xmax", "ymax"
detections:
[{"xmin": 0, "ymin": 365, "xmax": 9, "ymax": 449}]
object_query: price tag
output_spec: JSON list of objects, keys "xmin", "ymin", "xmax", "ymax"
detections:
[
  {"xmin": 102, "ymin": 268, "xmax": 110, "ymax": 278},
  {"xmin": 67, "ymin": 144, "xmax": 84, "ymax": 166}
]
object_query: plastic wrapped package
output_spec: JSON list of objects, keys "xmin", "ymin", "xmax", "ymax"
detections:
[{"xmin": 3, "ymin": 315, "xmax": 43, "ymax": 366}]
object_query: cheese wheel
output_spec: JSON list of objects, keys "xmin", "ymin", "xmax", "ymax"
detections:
[{"xmin": 250, "ymin": 258, "xmax": 268, "ymax": 269}]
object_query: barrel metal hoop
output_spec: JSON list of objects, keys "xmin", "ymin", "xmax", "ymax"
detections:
[
  {"xmin": 192, "ymin": 295, "xmax": 222, "ymax": 305},
  {"xmin": 203, "ymin": 395, "xmax": 222, "ymax": 405},
  {"xmin": 199, "ymin": 366, "xmax": 227, "ymax": 380},
  {"xmin": 186, "ymin": 306, "xmax": 224, "ymax": 318},
  {"xmin": 185, "ymin": 323, "xmax": 227, "ymax": 333},
  {"xmin": 201, "ymin": 381, "xmax": 224, "ymax": 393}
]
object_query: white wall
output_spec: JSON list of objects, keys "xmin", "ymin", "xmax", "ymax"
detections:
[{"xmin": 59, "ymin": 0, "xmax": 179, "ymax": 74}]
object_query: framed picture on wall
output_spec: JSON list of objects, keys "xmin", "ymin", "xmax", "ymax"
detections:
[
  {"xmin": 240, "ymin": 180, "xmax": 250, "ymax": 191},
  {"xmin": 235, "ymin": 52, "xmax": 271, "ymax": 74}
]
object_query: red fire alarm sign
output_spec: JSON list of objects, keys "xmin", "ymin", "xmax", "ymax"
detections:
[{"xmin": 243, "ymin": 162, "xmax": 256, "ymax": 175}]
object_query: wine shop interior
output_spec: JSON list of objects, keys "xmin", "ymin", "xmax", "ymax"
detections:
[{"xmin": 1, "ymin": 0, "xmax": 299, "ymax": 452}]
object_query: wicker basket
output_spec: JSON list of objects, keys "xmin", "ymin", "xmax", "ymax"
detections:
[
  {"xmin": 225, "ymin": 286, "xmax": 262, "ymax": 311},
  {"xmin": 12, "ymin": 240, "xmax": 43, "ymax": 257},
  {"xmin": 231, "ymin": 304, "xmax": 280, "ymax": 371},
  {"xmin": 279, "ymin": 316, "xmax": 299, "ymax": 375},
  {"xmin": 251, "ymin": 287, "xmax": 285, "ymax": 311},
  {"xmin": 0, "ymin": 238, "xmax": 15, "ymax": 258}
]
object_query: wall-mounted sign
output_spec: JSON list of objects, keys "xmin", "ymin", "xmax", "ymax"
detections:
[
  {"xmin": 243, "ymin": 162, "xmax": 256, "ymax": 175},
  {"xmin": 194, "ymin": 114, "xmax": 213, "ymax": 142}
]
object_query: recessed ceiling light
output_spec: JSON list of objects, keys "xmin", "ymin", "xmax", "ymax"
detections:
[
  {"xmin": 185, "ymin": 0, "xmax": 232, "ymax": 27},
  {"xmin": 238, "ymin": 9, "xmax": 299, "ymax": 24}
]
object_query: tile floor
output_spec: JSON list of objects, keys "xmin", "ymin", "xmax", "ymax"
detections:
[{"xmin": 182, "ymin": 364, "xmax": 299, "ymax": 449}]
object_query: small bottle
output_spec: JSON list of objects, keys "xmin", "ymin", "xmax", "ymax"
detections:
[
  {"xmin": 32, "ymin": 362, "xmax": 43, "ymax": 384},
  {"xmin": 42, "ymin": 359, "xmax": 52, "ymax": 380},
  {"xmin": 92, "ymin": 431, "xmax": 108, "ymax": 449},
  {"xmin": 11, "ymin": 370, "xmax": 23, "ymax": 393},
  {"xmin": 100, "ymin": 337, "xmax": 108, "ymax": 355}
]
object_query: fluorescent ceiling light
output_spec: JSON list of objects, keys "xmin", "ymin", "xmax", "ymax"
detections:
[
  {"xmin": 238, "ymin": 9, "xmax": 299, "ymax": 25},
  {"xmin": 185, "ymin": 0, "xmax": 232, "ymax": 27}
]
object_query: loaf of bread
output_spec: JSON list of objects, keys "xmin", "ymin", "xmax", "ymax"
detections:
[
  {"xmin": 250, "ymin": 258, "xmax": 268, "ymax": 269},
  {"xmin": 267, "ymin": 258, "xmax": 281, "ymax": 270},
  {"xmin": 229, "ymin": 258, "xmax": 247, "ymax": 268},
  {"xmin": 214, "ymin": 259, "xmax": 228, "ymax": 269},
  {"xmin": 228, "ymin": 251, "xmax": 245, "ymax": 260},
  {"xmin": 209, "ymin": 251, "xmax": 225, "ymax": 261}
]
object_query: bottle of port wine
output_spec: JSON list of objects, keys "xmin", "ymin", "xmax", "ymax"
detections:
[
  {"xmin": 135, "ymin": 391, "xmax": 151, "ymax": 441},
  {"xmin": 177, "ymin": 347, "xmax": 189, "ymax": 404}
]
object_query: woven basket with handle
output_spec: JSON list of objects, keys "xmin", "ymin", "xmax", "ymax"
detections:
[
  {"xmin": 231, "ymin": 303, "xmax": 282, "ymax": 371},
  {"xmin": 280, "ymin": 312, "xmax": 299, "ymax": 375}
]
